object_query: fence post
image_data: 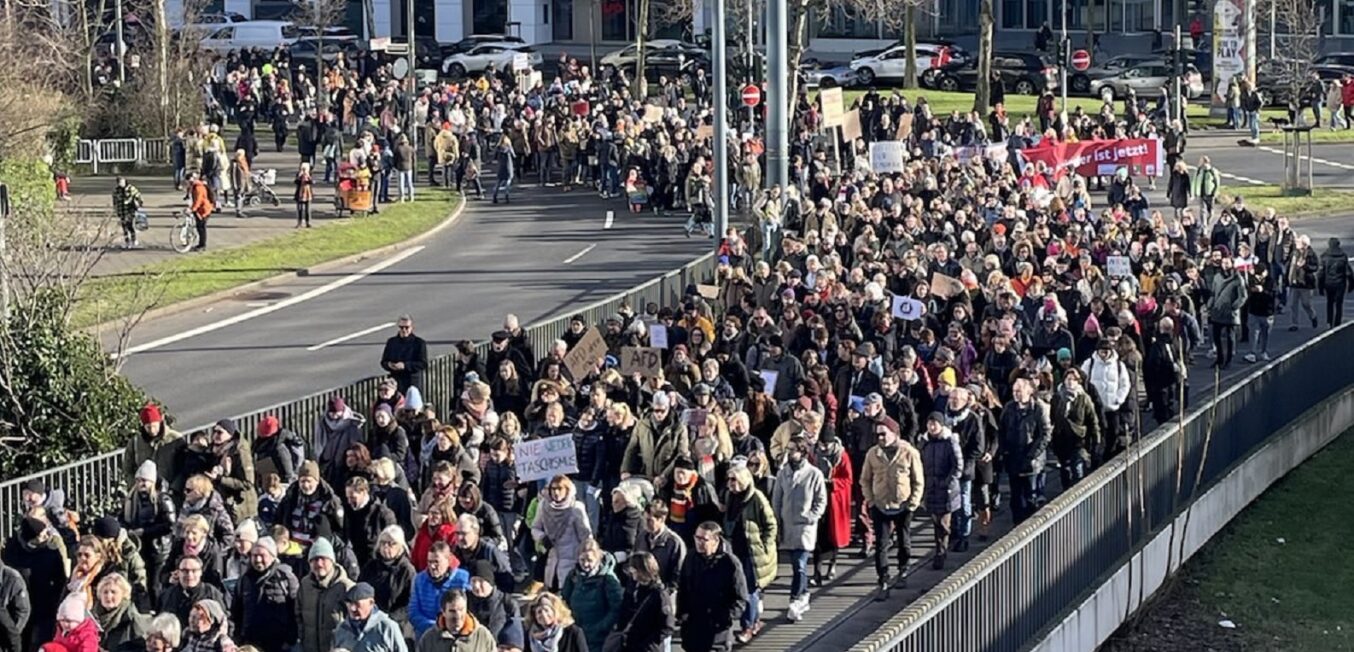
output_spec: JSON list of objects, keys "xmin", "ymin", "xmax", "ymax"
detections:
[{"xmin": 92, "ymin": 140, "xmax": 99, "ymax": 176}]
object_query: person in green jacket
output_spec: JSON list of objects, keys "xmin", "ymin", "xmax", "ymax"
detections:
[
  {"xmin": 724, "ymin": 464, "xmax": 777, "ymax": 645},
  {"xmin": 560, "ymin": 540, "xmax": 623, "ymax": 652}
]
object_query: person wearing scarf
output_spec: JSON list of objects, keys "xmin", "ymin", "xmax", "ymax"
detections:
[
  {"xmin": 92, "ymin": 573, "xmax": 148, "ymax": 651},
  {"xmin": 182, "ymin": 599, "xmax": 235, "ymax": 652},
  {"xmin": 722, "ymin": 465, "xmax": 776, "ymax": 645},
  {"xmin": 771, "ymin": 436, "xmax": 827, "ymax": 623},
  {"xmin": 208, "ymin": 419, "xmax": 257, "ymax": 524},
  {"xmin": 530, "ymin": 476, "xmax": 592, "ymax": 591},
  {"xmin": 524, "ymin": 593, "xmax": 587, "ymax": 652}
]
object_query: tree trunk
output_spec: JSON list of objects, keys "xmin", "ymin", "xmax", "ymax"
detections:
[
  {"xmin": 363, "ymin": 0, "xmax": 376, "ymax": 40},
  {"xmin": 154, "ymin": 0, "xmax": 169, "ymax": 135},
  {"xmin": 903, "ymin": 3, "xmax": 917, "ymax": 88},
  {"xmin": 786, "ymin": 0, "xmax": 809, "ymax": 108},
  {"xmin": 974, "ymin": 0, "xmax": 993, "ymax": 113},
  {"xmin": 633, "ymin": 0, "xmax": 649, "ymax": 97}
]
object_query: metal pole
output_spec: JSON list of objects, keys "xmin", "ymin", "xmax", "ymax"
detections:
[
  {"xmin": 1244, "ymin": 0, "xmax": 1256, "ymax": 84},
  {"xmin": 406, "ymin": 0, "xmax": 416, "ymax": 178},
  {"xmin": 114, "ymin": 0, "xmax": 125, "ymax": 85},
  {"xmin": 1268, "ymin": 1, "xmax": 1275, "ymax": 59},
  {"xmin": 0, "ymin": 183, "xmax": 7, "ymax": 324},
  {"xmin": 1174, "ymin": 24, "xmax": 1182, "ymax": 124},
  {"xmin": 1060, "ymin": 0, "xmax": 1068, "ymax": 113},
  {"xmin": 712, "ymin": 0, "xmax": 729, "ymax": 244},
  {"xmin": 765, "ymin": 0, "xmax": 788, "ymax": 189}
]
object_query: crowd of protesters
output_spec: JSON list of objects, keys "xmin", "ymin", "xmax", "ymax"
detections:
[{"xmin": 35, "ymin": 35, "xmax": 1354, "ymax": 652}]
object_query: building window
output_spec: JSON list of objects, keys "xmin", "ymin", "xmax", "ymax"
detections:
[
  {"xmin": 815, "ymin": 4, "xmax": 877, "ymax": 38},
  {"xmin": 553, "ymin": 0, "xmax": 572, "ymax": 39},
  {"xmin": 1002, "ymin": 0, "xmax": 1024, "ymax": 28},
  {"xmin": 473, "ymin": 0, "xmax": 508, "ymax": 34},
  {"xmin": 601, "ymin": 0, "xmax": 631, "ymax": 40}
]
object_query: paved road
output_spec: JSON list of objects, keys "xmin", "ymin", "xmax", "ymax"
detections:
[
  {"xmin": 1192, "ymin": 136, "xmax": 1354, "ymax": 188},
  {"xmin": 108, "ymin": 187, "xmax": 709, "ymax": 427}
]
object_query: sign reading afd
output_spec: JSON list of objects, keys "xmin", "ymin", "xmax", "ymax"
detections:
[{"xmin": 514, "ymin": 434, "xmax": 579, "ymax": 483}]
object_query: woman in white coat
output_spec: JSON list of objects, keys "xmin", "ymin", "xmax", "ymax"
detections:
[
  {"xmin": 772, "ymin": 435, "xmax": 827, "ymax": 623},
  {"xmin": 532, "ymin": 474, "xmax": 593, "ymax": 591}
]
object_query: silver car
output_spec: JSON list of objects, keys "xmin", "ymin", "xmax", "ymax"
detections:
[
  {"xmin": 799, "ymin": 59, "xmax": 861, "ymax": 88},
  {"xmin": 1089, "ymin": 61, "xmax": 1206, "ymax": 102}
]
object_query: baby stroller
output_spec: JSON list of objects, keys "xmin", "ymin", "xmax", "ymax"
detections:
[{"xmin": 240, "ymin": 169, "xmax": 281, "ymax": 206}]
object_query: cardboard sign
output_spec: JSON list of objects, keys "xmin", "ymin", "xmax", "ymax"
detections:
[
  {"xmin": 895, "ymin": 113, "xmax": 914, "ymax": 140},
  {"xmin": 572, "ymin": 100, "xmax": 591, "ymax": 116},
  {"xmin": 869, "ymin": 141, "xmax": 906, "ymax": 173},
  {"xmin": 819, "ymin": 87, "xmax": 844, "ymax": 129},
  {"xmin": 696, "ymin": 284, "xmax": 720, "ymax": 300},
  {"xmin": 891, "ymin": 295, "xmax": 925, "ymax": 321},
  {"xmin": 842, "ymin": 110, "xmax": 862, "ymax": 141},
  {"xmin": 696, "ymin": 124, "xmax": 714, "ymax": 140},
  {"xmin": 563, "ymin": 327, "xmax": 607, "ymax": 380},
  {"xmin": 930, "ymin": 272, "xmax": 966, "ymax": 299},
  {"xmin": 649, "ymin": 324, "xmax": 669, "ymax": 349},
  {"xmin": 643, "ymin": 105, "xmax": 663, "ymax": 124},
  {"xmin": 513, "ymin": 434, "xmax": 578, "ymax": 483},
  {"xmin": 512, "ymin": 52, "xmax": 530, "ymax": 72},
  {"xmin": 620, "ymin": 346, "xmax": 664, "ymax": 379},
  {"xmin": 758, "ymin": 369, "xmax": 779, "ymax": 394},
  {"xmin": 1106, "ymin": 255, "xmax": 1133, "ymax": 278},
  {"xmin": 683, "ymin": 408, "xmax": 708, "ymax": 429}
]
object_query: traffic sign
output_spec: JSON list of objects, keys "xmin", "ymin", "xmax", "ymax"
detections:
[
  {"xmin": 741, "ymin": 84, "xmax": 761, "ymax": 107},
  {"xmin": 1071, "ymin": 49, "xmax": 1091, "ymax": 71}
]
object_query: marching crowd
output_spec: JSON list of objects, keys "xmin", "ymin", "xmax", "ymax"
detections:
[{"xmin": 44, "ymin": 38, "xmax": 1354, "ymax": 652}]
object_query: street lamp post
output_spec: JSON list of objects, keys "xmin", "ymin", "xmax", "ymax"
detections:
[{"xmin": 712, "ymin": 0, "xmax": 729, "ymax": 245}]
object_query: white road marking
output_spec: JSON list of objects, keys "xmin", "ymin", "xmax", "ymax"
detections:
[
  {"xmin": 115, "ymin": 246, "xmax": 427, "ymax": 358},
  {"xmin": 307, "ymin": 322, "xmax": 394, "ymax": 352},
  {"xmin": 1257, "ymin": 145, "xmax": 1354, "ymax": 171},
  {"xmin": 563, "ymin": 244, "xmax": 596, "ymax": 264},
  {"xmin": 604, "ymin": 211, "xmax": 614, "ymax": 229},
  {"xmin": 244, "ymin": 301, "xmax": 270, "ymax": 307},
  {"xmin": 1219, "ymin": 171, "xmax": 1266, "ymax": 186}
]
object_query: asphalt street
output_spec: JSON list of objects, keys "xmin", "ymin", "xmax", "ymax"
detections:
[
  {"xmin": 1192, "ymin": 136, "xmax": 1354, "ymax": 188},
  {"xmin": 108, "ymin": 187, "xmax": 709, "ymax": 427}
]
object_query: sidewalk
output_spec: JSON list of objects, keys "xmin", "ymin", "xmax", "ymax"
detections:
[{"xmin": 71, "ymin": 147, "xmax": 322, "ymax": 277}]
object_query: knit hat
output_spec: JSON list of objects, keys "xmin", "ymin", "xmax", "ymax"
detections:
[
  {"xmin": 235, "ymin": 520, "xmax": 260, "ymax": 544},
  {"xmin": 405, "ymin": 386, "xmax": 425, "ymax": 411},
  {"xmin": 375, "ymin": 403, "xmax": 394, "ymax": 418},
  {"xmin": 308, "ymin": 537, "xmax": 336, "ymax": 562},
  {"xmin": 498, "ymin": 617, "xmax": 525, "ymax": 649},
  {"xmin": 328, "ymin": 396, "xmax": 346, "ymax": 413},
  {"xmin": 214, "ymin": 418, "xmax": 238, "ymax": 436},
  {"xmin": 139, "ymin": 404, "xmax": 162, "ymax": 424},
  {"xmin": 469, "ymin": 560, "xmax": 496, "ymax": 583},
  {"xmin": 93, "ymin": 516, "xmax": 121, "ymax": 540},
  {"xmin": 21, "ymin": 479, "xmax": 44, "ymax": 495},
  {"xmin": 299, "ymin": 460, "xmax": 321, "ymax": 481},
  {"xmin": 1056, "ymin": 348, "xmax": 1072, "ymax": 362},
  {"xmin": 195, "ymin": 599, "xmax": 227, "ymax": 627},
  {"xmin": 135, "ymin": 460, "xmax": 158, "ymax": 482},
  {"xmin": 257, "ymin": 415, "xmax": 281, "ymax": 438},
  {"xmin": 56, "ymin": 594, "xmax": 87, "ymax": 624},
  {"xmin": 253, "ymin": 536, "xmax": 278, "ymax": 559},
  {"xmin": 926, "ymin": 411, "xmax": 947, "ymax": 425},
  {"xmin": 20, "ymin": 516, "xmax": 45, "ymax": 541}
]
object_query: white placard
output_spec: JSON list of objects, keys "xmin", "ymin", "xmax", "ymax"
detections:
[
  {"xmin": 868, "ymin": 141, "xmax": 906, "ymax": 173},
  {"xmin": 513, "ymin": 434, "xmax": 578, "ymax": 483},
  {"xmin": 891, "ymin": 295, "xmax": 925, "ymax": 321},
  {"xmin": 512, "ymin": 52, "xmax": 530, "ymax": 72},
  {"xmin": 1106, "ymin": 255, "xmax": 1133, "ymax": 278},
  {"xmin": 758, "ymin": 369, "xmax": 779, "ymax": 394},
  {"xmin": 649, "ymin": 324, "xmax": 669, "ymax": 349}
]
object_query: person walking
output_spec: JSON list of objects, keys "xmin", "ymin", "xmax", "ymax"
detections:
[
  {"xmin": 297, "ymin": 538, "xmax": 354, "ymax": 652},
  {"xmin": 859, "ymin": 420, "xmax": 924, "ymax": 601},
  {"xmin": 1049, "ymin": 368, "xmax": 1100, "ymax": 487},
  {"xmin": 999, "ymin": 378, "xmax": 1052, "ymax": 526},
  {"xmin": 810, "ymin": 429, "xmax": 852, "ymax": 585},
  {"xmin": 492, "ymin": 135, "xmax": 515, "ymax": 205},
  {"xmin": 112, "ymin": 177, "xmax": 143, "ymax": 249},
  {"xmin": 722, "ymin": 465, "xmax": 775, "ymax": 644},
  {"xmin": 1288, "ymin": 234, "xmax": 1321, "ymax": 331},
  {"xmin": 293, "ymin": 162, "xmax": 314, "ymax": 228},
  {"xmin": 771, "ymin": 436, "xmax": 826, "ymax": 622},
  {"xmin": 676, "ymin": 523, "xmax": 748, "ymax": 652},
  {"xmin": 612, "ymin": 552, "xmax": 676, "ymax": 652},
  {"xmin": 919, "ymin": 413, "xmax": 962, "ymax": 570},
  {"xmin": 187, "ymin": 171, "xmax": 214, "ymax": 252},
  {"xmin": 1318, "ymin": 237, "xmax": 1353, "ymax": 327},
  {"xmin": 1207, "ymin": 255, "xmax": 1248, "ymax": 368},
  {"xmin": 1244, "ymin": 266, "xmax": 1278, "ymax": 363},
  {"xmin": 1193, "ymin": 156, "xmax": 1219, "ymax": 225}
]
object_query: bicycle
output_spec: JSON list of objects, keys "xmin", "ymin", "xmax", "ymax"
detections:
[{"xmin": 170, "ymin": 209, "xmax": 199, "ymax": 253}]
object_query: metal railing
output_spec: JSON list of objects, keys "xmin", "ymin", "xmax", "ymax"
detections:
[
  {"xmin": 0, "ymin": 250, "xmax": 718, "ymax": 536},
  {"xmin": 74, "ymin": 137, "xmax": 170, "ymax": 174},
  {"xmin": 853, "ymin": 323, "xmax": 1354, "ymax": 652}
]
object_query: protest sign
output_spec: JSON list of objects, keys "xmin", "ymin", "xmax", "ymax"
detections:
[
  {"xmin": 696, "ymin": 284, "xmax": 720, "ymax": 300},
  {"xmin": 758, "ymin": 369, "xmax": 779, "ymax": 394},
  {"xmin": 563, "ymin": 327, "xmax": 607, "ymax": 380},
  {"xmin": 620, "ymin": 347, "xmax": 664, "ymax": 379},
  {"xmin": 1106, "ymin": 255, "xmax": 1133, "ymax": 278},
  {"xmin": 891, "ymin": 295, "xmax": 925, "ymax": 321},
  {"xmin": 819, "ymin": 87, "xmax": 844, "ymax": 128},
  {"xmin": 895, "ymin": 113, "xmax": 914, "ymax": 140},
  {"xmin": 514, "ymin": 435, "xmax": 578, "ymax": 482},
  {"xmin": 930, "ymin": 272, "xmax": 965, "ymax": 299},
  {"xmin": 1018, "ymin": 138, "xmax": 1166, "ymax": 178},
  {"xmin": 696, "ymin": 124, "xmax": 714, "ymax": 140},
  {"xmin": 842, "ymin": 110, "xmax": 862, "ymax": 141},
  {"xmin": 649, "ymin": 324, "xmax": 669, "ymax": 349},
  {"xmin": 512, "ymin": 52, "xmax": 530, "ymax": 72},
  {"xmin": 869, "ymin": 141, "xmax": 906, "ymax": 173},
  {"xmin": 643, "ymin": 105, "xmax": 663, "ymax": 124}
]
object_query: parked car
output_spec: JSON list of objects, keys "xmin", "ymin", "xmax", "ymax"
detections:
[
  {"xmin": 442, "ymin": 34, "xmax": 525, "ymax": 57},
  {"xmin": 853, "ymin": 39, "xmax": 968, "ymax": 62},
  {"xmin": 1313, "ymin": 52, "xmax": 1354, "ymax": 68},
  {"xmin": 928, "ymin": 50, "xmax": 1058, "ymax": 95},
  {"xmin": 196, "ymin": 20, "xmax": 298, "ymax": 53},
  {"xmin": 1089, "ymin": 61, "xmax": 1205, "ymax": 101},
  {"xmin": 289, "ymin": 37, "xmax": 362, "ymax": 70},
  {"xmin": 441, "ymin": 42, "xmax": 541, "ymax": 77},
  {"xmin": 851, "ymin": 42, "xmax": 961, "ymax": 86},
  {"xmin": 799, "ymin": 58, "xmax": 861, "ymax": 88},
  {"xmin": 1258, "ymin": 62, "xmax": 1354, "ymax": 106},
  {"xmin": 1067, "ymin": 53, "xmax": 1163, "ymax": 94},
  {"xmin": 599, "ymin": 39, "xmax": 703, "ymax": 70}
]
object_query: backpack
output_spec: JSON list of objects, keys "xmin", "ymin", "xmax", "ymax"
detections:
[{"xmin": 280, "ymin": 429, "xmax": 308, "ymax": 479}]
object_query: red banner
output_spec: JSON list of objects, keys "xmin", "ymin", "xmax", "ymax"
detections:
[{"xmin": 1019, "ymin": 138, "xmax": 1166, "ymax": 178}]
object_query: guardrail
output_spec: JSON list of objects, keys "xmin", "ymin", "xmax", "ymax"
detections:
[
  {"xmin": 74, "ymin": 137, "xmax": 170, "ymax": 174},
  {"xmin": 853, "ymin": 323, "xmax": 1354, "ymax": 652},
  {"xmin": 0, "ymin": 249, "xmax": 718, "ymax": 536}
]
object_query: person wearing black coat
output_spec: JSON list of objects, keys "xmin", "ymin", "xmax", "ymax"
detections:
[
  {"xmin": 466, "ymin": 560, "xmax": 519, "ymax": 640},
  {"xmin": 1166, "ymin": 161, "xmax": 1191, "ymax": 216},
  {"xmin": 232, "ymin": 537, "xmax": 300, "ymax": 652},
  {"xmin": 614, "ymin": 552, "xmax": 675, "ymax": 652},
  {"xmin": 296, "ymin": 113, "xmax": 318, "ymax": 165},
  {"xmin": 601, "ymin": 490, "xmax": 643, "ymax": 561},
  {"xmin": 275, "ymin": 462, "xmax": 345, "ymax": 550},
  {"xmin": 121, "ymin": 468, "xmax": 178, "ymax": 604},
  {"xmin": 676, "ymin": 524, "xmax": 748, "ymax": 652},
  {"xmin": 359, "ymin": 527, "xmax": 416, "ymax": 632},
  {"xmin": 998, "ymin": 379, "xmax": 1053, "ymax": 526},
  {"xmin": 1318, "ymin": 237, "xmax": 1353, "ymax": 327},
  {"xmin": 1, "ymin": 518, "xmax": 63, "ymax": 652},
  {"xmin": 344, "ymin": 478, "xmax": 398, "ymax": 567},
  {"xmin": 382, "ymin": 317, "xmax": 429, "ymax": 394},
  {"xmin": 0, "ymin": 557, "xmax": 30, "ymax": 652},
  {"xmin": 156, "ymin": 554, "xmax": 227, "ymax": 632}
]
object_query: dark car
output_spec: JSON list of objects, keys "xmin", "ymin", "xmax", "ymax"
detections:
[
  {"xmin": 1259, "ymin": 62, "xmax": 1354, "ymax": 106},
  {"xmin": 929, "ymin": 50, "xmax": 1058, "ymax": 95},
  {"xmin": 289, "ymin": 37, "xmax": 362, "ymax": 70},
  {"xmin": 1314, "ymin": 52, "xmax": 1354, "ymax": 68},
  {"xmin": 364, "ymin": 35, "xmax": 446, "ymax": 70}
]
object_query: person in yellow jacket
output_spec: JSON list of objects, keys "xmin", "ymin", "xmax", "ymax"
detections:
[
  {"xmin": 434, "ymin": 123, "xmax": 460, "ymax": 190},
  {"xmin": 859, "ymin": 419, "xmax": 924, "ymax": 601}
]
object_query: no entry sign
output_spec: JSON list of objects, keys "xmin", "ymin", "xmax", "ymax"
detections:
[
  {"xmin": 1071, "ymin": 49, "xmax": 1091, "ymax": 71},
  {"xmin": 741, "ymin": 84, "xmax": 761, "ymax": 107}
]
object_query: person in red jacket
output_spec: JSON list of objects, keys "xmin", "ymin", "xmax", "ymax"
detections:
[
  {"xmin": 48, "ymin": 595, "xmax": 99, "ymax": 652},
  {"xmin": 188, "ymin": 172, "xmax": 214, "ymax": 252},
  {"xmin": 1341, "ymin": 74, "xmax": 1354, "ymax": 128}
]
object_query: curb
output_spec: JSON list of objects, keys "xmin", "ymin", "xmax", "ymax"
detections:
[{"xmin": 88, "ymin": 195, "xmax": 468, "ymax": 334}]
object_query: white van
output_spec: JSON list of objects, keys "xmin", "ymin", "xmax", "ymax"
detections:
[{"xmin": 197, "ymin": 20, "xmax": 299, "ymax": 53}]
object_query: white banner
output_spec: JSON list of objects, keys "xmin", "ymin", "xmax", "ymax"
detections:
[
  {"xmin": 513, "ymin": 435, "xmax": 578, "ymax": 483},
  {"xmin": 869, "ymin": 141, "xmax": 906, "ymax": 173}
]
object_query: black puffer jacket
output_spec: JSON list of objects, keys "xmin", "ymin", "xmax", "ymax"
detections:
[{"xmin": 232, "ymin": 562, "xmax": 300, "ymax": 652}]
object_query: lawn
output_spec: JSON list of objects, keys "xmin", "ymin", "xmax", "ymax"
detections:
[
  {"xmin": 76, "ymin": 189, "xmax": 461, "ymax": 327},
  {"xmin": 1218, "ymin": 184, "xmax": 1354, "ymax": 217},
  {"xmin": 1104, "ymin": 430, "xmax": 1354, "ymax": 651}
]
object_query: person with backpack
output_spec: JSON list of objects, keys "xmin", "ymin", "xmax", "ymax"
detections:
[{"xmin": 253, "ymin": 415, "xmax": 306, "ymax": 487}]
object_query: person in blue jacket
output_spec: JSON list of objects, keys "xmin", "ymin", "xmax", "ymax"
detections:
[{"xmin": 409, "ymin": 542, "xmax": 469, "ymax": 639}]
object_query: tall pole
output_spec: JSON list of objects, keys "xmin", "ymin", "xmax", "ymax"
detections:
[
  {"xmin": 1173, "ymin": 24, "xmax": 1183, "ymax": 124},
  {"xmin": 1268, "ymin": 1, "xmax": 1275, "ymax": 58},
  {"xmin": 1244, "ymin": 0, "xmax": 1256, "ymax": 84},
  {"xmin": 765, "ymin": 0, "xmax": 788, "ymax": 190},
  {"xmin": 1060, "ymin": 0, "xmax": 1068, "ymax": 113},
  {"xmin": 114, "ymin": 0, "xmax": 126, "ymax": 84},
  {"xmin": 712, "ymin": 0, "xmax": 729, "ymax": 244},
  {"xmin": 406, "ymin": 0, "xmax": 416, "ymax": 178}
]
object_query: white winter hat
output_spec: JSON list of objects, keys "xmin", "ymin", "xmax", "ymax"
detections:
[{"xmin": 136, "ymin": 460, "xmax": 158, "ymax": 482}]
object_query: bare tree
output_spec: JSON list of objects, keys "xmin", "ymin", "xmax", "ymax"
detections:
[
  {"xmin": 973, "ymin": 0, "xmax": 994, "ymax": 112},
  {"xmin": 844, "ymin": 0, "xmax": 939, "ymax": 89},
  {"xmin": 292, "ymin": 0, "xmax": 349, "ymax": 114},
  {"xmin": 1255, "ymin": 0, "xmax": 1319, "ymax": 118}
]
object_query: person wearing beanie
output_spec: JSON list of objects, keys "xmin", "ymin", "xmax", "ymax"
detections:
[
  {"xmin": 223, "ymin": 520, "xmax": 260, "ymax": 594},
  {"xmin": 232, "ymin": 531, "xmax": 299, "ymax": 652},
  {"xmin": 90, "ymin": 516, "xmax": 150, "ymax": 609},
  {"xmin": 182, "ymin": 599, "xmax": 234, "ymax": 652},
  {"xmin": 7, "ymin": 513, "xmax": 65, "ymax": 648},
  {"xmin": 298, "ymin": 537, "xmax": 354, "ymax": 652},
  {"xmin": 275, "ymin": 460, "xmax": 344, "ymax": 550},
  {"xmin": 253, "ymin": 414, "xmax": 305, "ymax": 486},
  {"xmin": 50, "ymin": 594, "xmax": 98, "ymax": 652},
  {"xmin": 125, "ymin": 402, "xmax": 184, "ymax": 487},
  {"xmin": 465, "ymin": 559, "xmax": 517, "ymax": 642},
  {"xmin": 207, "ymin": 418, "xmax": 258, "ymax": 525},
  {"xmin": 315, "ymin": 397, "xmax": 366, "ymax": 491}
]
